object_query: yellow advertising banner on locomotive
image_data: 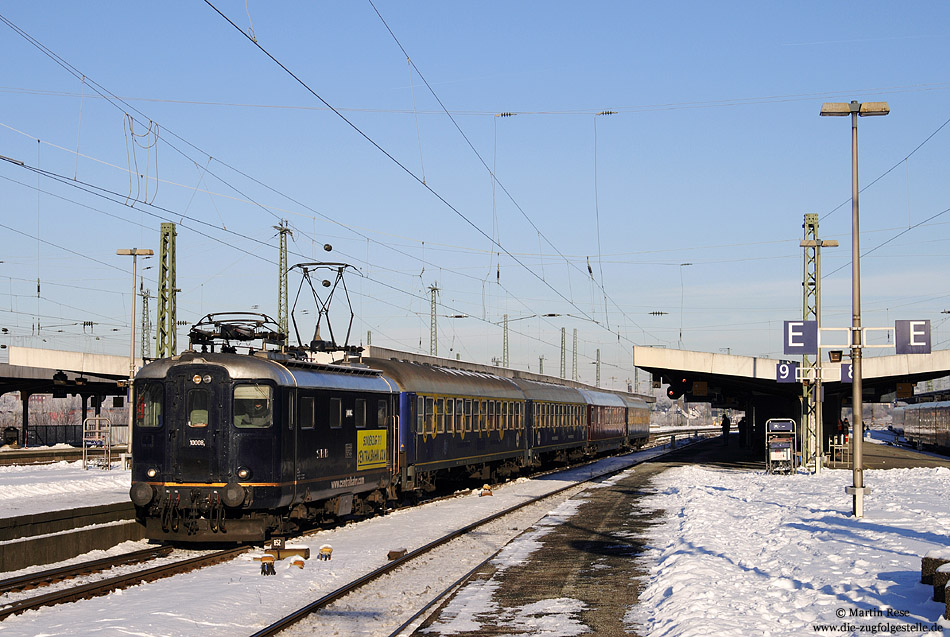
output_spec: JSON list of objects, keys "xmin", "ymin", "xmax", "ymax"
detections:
[{"xmin": 357, "ymin": 429, "xmax": 387, "ymax": 470}]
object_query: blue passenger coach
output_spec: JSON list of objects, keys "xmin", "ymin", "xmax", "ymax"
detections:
[{"xmin": 362, "ymin": 357, "xmax": 526, "ymax": 492}]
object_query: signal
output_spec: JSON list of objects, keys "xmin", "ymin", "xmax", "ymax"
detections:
[{"xmin": 665, "ymin": 377, "xmax": 691, "ymax": 400}]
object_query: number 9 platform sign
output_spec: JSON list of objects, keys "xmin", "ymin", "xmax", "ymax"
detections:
[{"xmin": 776, "ymin": 361, "xmax": 799, "ymax": 383}]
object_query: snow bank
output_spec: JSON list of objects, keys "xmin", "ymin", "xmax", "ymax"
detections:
[{"xmin": 627, "ymin": 466, "xmax": 950, "ymax": 636}]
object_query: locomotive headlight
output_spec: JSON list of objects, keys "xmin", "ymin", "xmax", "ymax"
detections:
[
  {"xmin": 202, "ymin": 374, "xmax": 212, "ymax": 384},
  {"xmin": 192, "ymin": 374, "xmax": 202, "ymax": 384},
  {"xmin": 236, "ymin": 467, "xmax": 252, "ymax": 480},
  {"xmin": 146, "ymin": 467, "xmax": 159, "ymax": 479}
]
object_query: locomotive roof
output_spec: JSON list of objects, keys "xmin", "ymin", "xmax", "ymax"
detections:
[
  {"xmin": 362, "ymin": 357, "xmax": 523, "ymax": 399},
  {"xmin": 136, "ymin": 350, "xmax": 392, "ymax": 392}
]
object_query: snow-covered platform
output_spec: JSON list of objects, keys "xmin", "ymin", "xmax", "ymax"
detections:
[
  {"xmin": 0, "ymin": 459, "xmax": 139, "ymax": 570},
  {"xmin": 421, "ymin": 437, "xmax": 950, "ymax": 636}
]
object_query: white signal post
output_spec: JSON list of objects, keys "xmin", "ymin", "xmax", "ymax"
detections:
[{"xmin": 117, "ymin": 248, "xmax": 154, "ymax": 458}]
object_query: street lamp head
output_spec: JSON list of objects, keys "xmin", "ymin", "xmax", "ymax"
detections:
[
  {"xmin": 820, "ymin": 101, "xmax": 889, "ymax": 117},
  {"xmin": 819, "ymin": 102, "xmax": 851, "ymax": 117},
  {"xmin": 858, "ymin": 102, "xmax": 890, "ymax": 117}
]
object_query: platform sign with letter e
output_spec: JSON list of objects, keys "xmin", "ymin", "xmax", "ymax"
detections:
[
  {"xmin": 895, "ymin": 320, "xmax": 931, "ymax": 355},
  {"xmin": 783, "ymin": 321, "xmax": 818, "ymax": 356}
]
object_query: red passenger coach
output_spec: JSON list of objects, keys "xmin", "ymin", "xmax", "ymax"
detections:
[{"xmin": 578, "ymin": 389, "xmax": 628, "ymax": 453}]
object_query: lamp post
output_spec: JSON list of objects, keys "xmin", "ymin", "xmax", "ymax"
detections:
[
  {"xmin": 117, "ymin": 248, "xmax": 153, "ymax": 456},
  {"xmin": 820, "ymin": 100, "xmax": 889, "ymax": 517}
]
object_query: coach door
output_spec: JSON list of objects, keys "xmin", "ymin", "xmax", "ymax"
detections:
[{"xmin": 168, "ymin": 369, "xmax": 225, "ymax": 484}]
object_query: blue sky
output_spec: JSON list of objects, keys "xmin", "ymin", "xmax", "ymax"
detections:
[{"xmin": 1, "ymin": 2, "xmax": 949, "ymax": 390}]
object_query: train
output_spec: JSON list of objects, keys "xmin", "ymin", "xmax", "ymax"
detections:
[
  {"xmin": 128, "ymin": 316, "xmax": 651, "ymax": 543},
  {"xmin": 891, "ymin": 401, "xmax": 950, "ymax": 449}
]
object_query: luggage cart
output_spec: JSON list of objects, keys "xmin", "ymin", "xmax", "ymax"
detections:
[
  {"xmin": 82, "ymin": 416, "xmax": 113, "ymax": 469},
  {"xmin": 765, "ymin": 418, "xmax": 797, "ymax": 474}
]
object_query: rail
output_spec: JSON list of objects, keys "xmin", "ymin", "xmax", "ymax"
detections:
[
  {"xmin": 0, "ymin": 547, "xmax": 247, "ymax": 620},
  {"xmin": 0, "ymin": 546, "xmax": 172, "ymax": 595},
  {"xmin": 251, "ymin": 440, "xmax": 700, "ymax": 637}
]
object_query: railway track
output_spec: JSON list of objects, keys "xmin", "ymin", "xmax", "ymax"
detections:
[
  {"xmin": 252, "ymin": 440, "xmax": 698, "ymax": 637},
  {"xmin": 0, "ymin": 545, "xmax": 173, "ymax": 595},
  {"xmin": 0, "ymin": 546, "xmax": 248, "ymax": 620}
]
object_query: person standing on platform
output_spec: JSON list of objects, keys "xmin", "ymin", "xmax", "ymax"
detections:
[
  {"xmin": 721, "ymin": 413, "xmax": 731, "ymax": 445},
  {"xmin": 738, "ymin": 416, "xmax": 748, "ymax": 448}
]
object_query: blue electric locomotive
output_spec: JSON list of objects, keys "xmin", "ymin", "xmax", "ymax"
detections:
[{"xmin": 130, "ymin": 350, "xmax": 395, "ymax": 542}]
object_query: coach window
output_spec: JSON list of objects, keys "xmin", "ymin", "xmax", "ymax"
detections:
[
  {"xmin": 425, "ymin": 397, "xmax": 435, "ymax": 434},
  {"xmin": 377, "ymin": 400, "xmax": 388, "ymax": 427},
  {"xmin": 455, "ymin": 399, "xmax": 463, "ymax": 432},
  {"xmin": 135, "ymin": 382, "xmax": 164, "ymax": 428},
  {"xmin": 355, "ymin": 399, "xmax": 367, "ymax": 429},
  {"xmin": 465, "ymin": 399, "xmax": 473, "ymax": 432},
  {"xmin": 329, "ymin": 397, "xmax": 342, "ymax": 429},
  {"xmin": 233, "ymin": 384, "xmax": 273, "ymax": 428},
  {"xmin": 419, "ymin": 397, "xmax": 427, "ymax": 433},
  {"xmin": 445, "ymin": 398, "xmax": 454, "ymax": 434},
  {"xmin": 435, "ymin": 398, "xmax": 445, "ymax": 434},
  {"xmin": 299, "ymin": 396, "xmax": 315, "ymax": 430}
]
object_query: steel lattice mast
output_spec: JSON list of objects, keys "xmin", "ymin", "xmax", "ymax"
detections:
[
  {"xmin": 156, "ymin": 223, "xmax": 177, "ymax": 357},
  {"xmin": 274, "ymin": 220, "xmax": 292, "ymax": 346}
]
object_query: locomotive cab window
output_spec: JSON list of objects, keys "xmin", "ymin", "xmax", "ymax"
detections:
[
  {"xmin": 135, "ymin": 382, "xmax": 164, "ymax": 428},
  {"xmin": 355, "ymin": 399, "xmax": 367, "ymax": 429},
  {"xmin": 377, "ymin": 400, "xmax": 388, "ymax": 427},
  {"xmin": 233, "ymin": 384, "xmax": 273, "ymax": 429},
  {"xmin": 188, "ymin": 389, "xmax": 210, "ymax": 428}
]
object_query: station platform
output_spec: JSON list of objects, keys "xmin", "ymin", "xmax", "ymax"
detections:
[{"xmin": 413, "ymin": 435, "xmax": 950, "ymax": 636}]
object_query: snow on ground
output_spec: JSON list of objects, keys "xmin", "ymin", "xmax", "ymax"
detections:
[
  {"xmin": 0, "ymin": 459, "xmax": 131, "ymax": 517},
  {"xmin": 627, "ymin": 464, "xmax": 950, "ymax": 636},
  {"xmin": 3, "ymin": 440, "xmax": 950, "ymax": 636},
  {"xmin": 0, "ymin": 448, "xmax": 670, "ymax": 636}
]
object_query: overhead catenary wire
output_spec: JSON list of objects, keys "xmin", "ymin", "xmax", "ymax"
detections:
[
  {"xmin": 7, "ymin": 10, "xmax": 947, "ymax": 360},
  {"xmin": 203, "ymin": 0, "xmax": 604, "ymax": 330},
  {"xmin": 4, "ymin": 81, "xmax": 949, "ymax": 117},
  {"xmin": 2, "ymin": 154, "xmax": 588, "ymax": 365},
  {"xmin": 365, "ymin": 2, "xmax": 657, "ymax": 344}
]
